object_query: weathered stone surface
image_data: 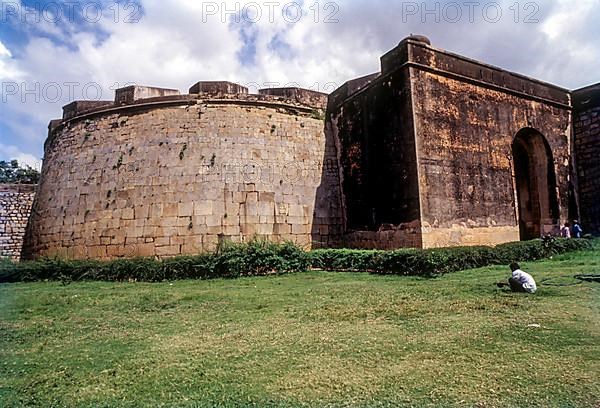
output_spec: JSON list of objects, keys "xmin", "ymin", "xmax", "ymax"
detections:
[
  {"xmin": 573, "ymin": 84, "xmax": 600, "ymax": 235},
  {"xmin": 62, "ymin": 101, "xmax": 113, "ymax": 119},
  {"xmin": 23, "ymin": 36, "xmax": 600, "ymax": 260},
  {"xmin": 115, "ymin": 86, "xmax": 180, "ymax": 105},
  {"xmin": 328, "ymin": 36, "xmax": 575, "ymax": 249},
  {"xmin": 411, "ymin": 61, "xmax": 571, "ymax": 245},
  {"xmin": 259, "ymin": 88, "xmax": 328, "ymax": 110},
  {"xmin": 188, "ymin": 81, "xmax": 248, "ymax": 96},
  {"xmin": 0, "ymin": 184, "xmax": 35, "ymax": 260},
  {"xmin": 24, "ymin": 93, "xmax": 340, "ymax": 260}
]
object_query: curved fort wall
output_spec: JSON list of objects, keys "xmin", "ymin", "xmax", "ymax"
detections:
[{"xmin": 23, "ymin": 82, "xmax": 344, "ymax": 260}]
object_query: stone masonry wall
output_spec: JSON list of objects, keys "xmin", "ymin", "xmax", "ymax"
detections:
[
  {"xmin": 24, "ymin": 95, "xmax": 338, "ymax": 260},
  {"xmin": 411, "ymin": 70, "xmax": 572, "ymax": 247},
  {"xmin": 573, "ymin": 85, "xmax": 600, "ymax": 235},
  {"xmin": 409, "ymin": 39, "xmax": 572, "ymax": 247},
  {"xmin": 0, "ymin": 184, "xmax": 35, "ymax": 260},
  {"xmin": 327, "ymin": 65, "xmax": 423, "ymax": 249},
  {"xmin": 327, "ymin": 36, "xmax": 574, "ymax": 249}
]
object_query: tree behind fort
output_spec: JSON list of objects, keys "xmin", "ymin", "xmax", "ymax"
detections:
[{"xmin": 0, "ymin": 160, "xmax": 40, "ymax": 184}]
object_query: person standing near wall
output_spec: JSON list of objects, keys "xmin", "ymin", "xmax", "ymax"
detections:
[
  {"xmin": 572, "ymin": 221, "xmax": 583, "ymax": 238},
  {"xmin": 561, "ymin": 223, "xmax": 572, "ymax": 238}
]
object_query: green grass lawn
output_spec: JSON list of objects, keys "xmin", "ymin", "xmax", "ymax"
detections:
[{"xmin": 1, "ymin": 247, "xmax": 599, "ymax": 408}]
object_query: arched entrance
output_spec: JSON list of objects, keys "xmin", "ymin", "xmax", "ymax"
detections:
[{"xmin": 512, "ymin": 129, "xmax": 560, "ymax": 240}]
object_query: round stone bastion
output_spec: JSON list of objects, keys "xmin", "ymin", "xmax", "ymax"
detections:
[{"xmin": 23, "ymin": 82, "xmax": 333, "ymax": 260}]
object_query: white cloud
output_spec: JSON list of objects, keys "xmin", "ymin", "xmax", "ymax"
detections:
[
  {"xmin": 0, "ymin": 40, "xmax": 22, "ymax": 80},
  {"xmin": 1, "ymin": 0, "xmax": 600, "ymax": 163},
  {"xmin": 0, "ymin": 143, "xmax": 42, "ymax": 170},
  {"xmin": 542, "ymin": 0, "xmax": 597, "ymax": 40},
  {"xmin": 0, "ymin": 41, "xmax": 10, "ymax": 57}
]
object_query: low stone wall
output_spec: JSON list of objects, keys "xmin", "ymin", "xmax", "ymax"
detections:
[{"xmin": 0, "ymin": 184, "xmax": 36, "ymax": 260}]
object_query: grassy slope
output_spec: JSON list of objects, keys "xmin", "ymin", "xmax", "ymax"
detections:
[{"xmin": 1, "ymin": 247, "xmax": 599, "ymax": 408}]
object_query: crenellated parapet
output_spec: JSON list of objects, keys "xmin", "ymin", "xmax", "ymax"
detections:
[{"xmin": 52, "ymin": 81, "xmax": 327, "ymax": 126}]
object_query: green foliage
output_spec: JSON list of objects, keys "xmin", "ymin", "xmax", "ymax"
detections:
[
  {"xmin": 0, "ymin": 159, "xmax": 40, "ymax": 184},
  {"xmin": 310, "ymin": 238, "xmax": 593, "ymax": 277},
  {"xmin": 1, "ymin": 238, "xmax": 592, "ymax": 284},
  {"xmin": 0, "ymin": 258, "xmax": 19, "ymax": 282},
  {"xmin": 310, "ymin": 248, "xmax": 384, "ymax": 272},
  {"xmin": 0, "ymin": 239, "xmax": 309, "ymax": 283},
  {"xmin": 214, "ymin": 239, "xmax": 309, "ymax": 278},
  {"xmin": 310, "ymin": 109, "xmax": 326, "ymax": 121}
]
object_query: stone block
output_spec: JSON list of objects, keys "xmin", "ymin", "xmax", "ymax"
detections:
[
  {"xmin": 155, "ymin": 237, "xmax": 170, "ymax": 247},
  {"xmin": 177, "ymin": 217, "xmax": 192, "ymax": 228},
  {"xmin": 275, "ymin": 203, "xmax": 289, "ymax": 216},
  {"xmin": 288, "ymin": 204, "xmax": 305, "ymax": 217},
  {"xmin": 223, "ymin": 225, "xmax": 240, "ymax": 235},
  {"xmin": 107, "ymin": 245, "xmax": 125, "ymax": 258},
  {"xmin": 240, "ymin": 223, "xmax": 256, "ymax": 235},
  {"xmin": 258, "ymin": 202, "xmax": 274, "ymax": 216},
  {"xmin": 122, "ymin": 208, "xmax": 134, "ymax": 220},
  {"xmin": 163, "ymin": 203, "xmax": 178, "ymax": 217},
  {"xmin": 182, "ymin": 241, "xmax": 203, "ymax": 255},
  {"xmin": 259, "ymin": 192, "xmax": 275, "ymax": 202},
  {"xmin": 203, "ymin": 235, "xmax": 219, "ymax": 252},
  {"xmin": 162, "ymin": 217, "xmax": 179, "ymax": 227},
  {"xmin": 194, "ymin": 201, "xmax": 213, "ymax": 216},
  {"xmin": 205, "ymin": 215, "xmax": 222, "ymax": 228},
  {"xmin": 242, "ymin": 202, "xmax": 258, "ymax": 216},
  {"xmin": 136, "ymin": 243, "xmax": 156, "ymax": 257},
  {"xmin": 259, "ymin": 215, "xmax": 275, "ymax": 224},
  {"xmin": 155, "ymin": 245, "xmax": 181, "ymax": 257},
  {"xmin": 135, "ymin": 205, "xmax": 150, "ymax": 219},
  {"xmin": 274, "ymin": 223, "xmax": 292, "ymax": 235},
  {"xmin": 178, "ymin": 202, "xmax": 194, "ymax": 217},
  {"xmin": 188, "ymin": 81, "xmax": 248, "ymax": 95},
  {"xmin": 115, "ymin": 85, "xmax": 180, "ymax": 105},
  {"xmin": 62, "ymin": 100, "xmax": 113, "ymax": 120},
  {"xmin": 256, "ymin": 224, "xmax": 274, "ymax": 235},
  {"xmin": 292, "ymin": 224, "xmax": 309, "ymax": 234}
]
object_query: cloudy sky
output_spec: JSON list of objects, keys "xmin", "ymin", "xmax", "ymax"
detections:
[{"xmin": 1, "ymin": 0, "xmax": 599, "ymax": 169}]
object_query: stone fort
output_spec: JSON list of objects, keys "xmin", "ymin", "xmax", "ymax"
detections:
[{"xmin": 19, "ymin": 35, "xmax": 600, "ymax": 260}]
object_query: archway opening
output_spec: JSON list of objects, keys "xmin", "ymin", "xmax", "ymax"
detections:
[{"xmin": 512, "ymin": 129, "xmax": 560, "ymax": 240}]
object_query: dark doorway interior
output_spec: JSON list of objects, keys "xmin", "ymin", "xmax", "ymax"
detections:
[{"xmin": 512, "ymin": 129, "xmax": 560, "ymax": 240}]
